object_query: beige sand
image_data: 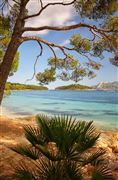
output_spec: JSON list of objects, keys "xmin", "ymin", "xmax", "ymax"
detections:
[{"xmin": 0, "ymin": 115, "xmax": 118, "ymax": 179}]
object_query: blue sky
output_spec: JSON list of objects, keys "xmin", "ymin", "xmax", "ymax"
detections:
[{"xmin": 8, "ymin": 1, "xmax": 118, "ymax": 89}]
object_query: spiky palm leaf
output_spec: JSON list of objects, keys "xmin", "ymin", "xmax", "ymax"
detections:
[
  {"xmin": 24, "ymin": 125, "xmax": 46, "ymax": 146},
  {"xmin": 80, "ymin": 150, "xmax": 105, "ymax": 166},
  {"xmin": 11, "ymin": 146, "xmax": 41, "ymax": 160},
  {"xmin": 14, "ymin": 163, "xmax": 36, "ymax": 180},
  {"xmin": 33, "ymin": 159, "xmax": 83, "ymax": 180},
  {"xmin": 37, "ymin": 115, "xmax": 100, "ymax": 159},
  {"xmin": 92, "ymin": 165, "xmax": 115, "ymax": 180},
  {"xmin": 37, "ymin": 115, "xmax": 79, "ymax": 159},
  {"xmin": 34, "ymin": 159, "xmax": 67, "ymax": 180},
  {"xmin": 75, "ymin": 121, "xmax": 100, "ymax": 153},
  {"xmin": 65, "ymin": 160, "xmax": 83, "ymax": 180}
]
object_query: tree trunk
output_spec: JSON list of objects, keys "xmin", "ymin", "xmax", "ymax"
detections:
[{"xmin": 0, "ymin": 36, "xmax": 21, "ymax": 105}]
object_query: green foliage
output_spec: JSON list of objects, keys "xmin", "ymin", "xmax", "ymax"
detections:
[
  {"xmin": 36, "ymin": 1, "xmax": 118, "ymax": 85},
  {"xmin": 24, "ymin": 125, "xmax": 46, "ymax": 146},
  {"xmin": 74, "ymin": 0, "xmax": 118, "ymax": 19},
  {"xmin": 5, "ymin": 82, "xmax": 48, "ymax": 90},
  {"xmin": 9, "ymin": 52, "xmax": 20, "ymax": 76},
  {"xmin": 36, "ymin": 68, "xmax": 56, "ymax": 85},
  {"xmin": 37, "ymin": 31, "xmax": 114, "ymax": 85},
  {"xmin": 105, "ymin": 16, "xmax": 118, "ymax": 32},
  {"xmin": 30, "ymin": 159, "xmax": 82, "ymax": 180},
  {"xmin": 86, "ymin": 60, "xmax": 102, "ymax": 70},
  {"xmin": 12, "ymin": 115, "xmax": 114, "ymax": 180},
  {"xmin": 71, "ymin": 67, "xmax": 87, "ymax": 82},
  {"xmin": 3, "ymin": 89, "xmax": 11, "ymax": 97},
  {"xmin": 48, "ymin": 54, "xmax": 78, "ymax": 70},
  {"xmin": 0, "ymin": 47, "xmax": 19, "ymax": 76},
  {"xmin": 0, "ymin": 15, "xmax": 11, "ymax": 35},
  {"xmin": 0, "ymin": 49, "xmax": 4, "ymax": 62},
  {"xmin": 70, "ymin": 35, "xmax": 92, "ymax": 53},
  {"xmin": 32, "ymin": 160, "xmax": 67, "ymax": 180},
  {"xmin": 37, "ymin": 52, "xmax": 100, "ymax": 84},
  {"xmin": 12, "ymin": 146, "xmax": 41, "ymax": 160},
  {"xmin": 0, "ymin": 15, "xmax": 20, "ymax": 76}
]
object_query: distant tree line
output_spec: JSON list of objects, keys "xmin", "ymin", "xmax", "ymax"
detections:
[
  {"xmin": 55, "ymin": 84, "xmax": 92, "ymax": 90},
  {"xmin": 5, "ymin": 82, "xmax": 48, "ymax": 91}
]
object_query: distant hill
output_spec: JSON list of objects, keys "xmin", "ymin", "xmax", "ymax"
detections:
[
  {"xmin": 5, "ymin": 82, "xmax": 48, "ymax": 91},
  {"xmin": 55, "ymin": 84, "xmax": 92, "ymax": 90},
  {"xmin": 93, "ymin": 82, "xmax": 118, "ymax": 90},
  {"xmin": 55, "ymin": 82, "xmax": 118, "ymax": 91}
]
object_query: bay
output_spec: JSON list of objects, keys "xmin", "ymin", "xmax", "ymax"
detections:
[{"xmin": 2, "ymin": 90, "xmax": 118, "ymax": 130}]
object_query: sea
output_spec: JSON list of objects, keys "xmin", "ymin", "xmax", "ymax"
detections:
[{"xmin": 1, "ymin": 90, "xmax": 118, "ymax": 131}]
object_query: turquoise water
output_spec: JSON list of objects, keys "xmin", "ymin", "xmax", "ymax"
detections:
[{"xmin": 2, "ymin": 90, "xmax": 118, "ymax": 130}]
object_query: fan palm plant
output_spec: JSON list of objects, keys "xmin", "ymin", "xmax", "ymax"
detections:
[{"xmin": 12, "ymin": 115, "xmax": 114, "ymax": 180}]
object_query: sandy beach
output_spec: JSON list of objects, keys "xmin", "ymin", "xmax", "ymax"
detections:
[{"xmin": 0, "ymin": 115, "xmax": 118, "ymax": 179}]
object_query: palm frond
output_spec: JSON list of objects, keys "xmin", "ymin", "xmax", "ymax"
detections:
[
  {"xmin": 36, "ymin": 114, "xmax": 50, "ymax": 128},
  {"xmin": 14, "ymin": 163, "xmax": 36, "ymax": 180},
  {"xmin": 37, "ymin": 115, "xmax": 100, "ymax": 160},
  {"xmin": 75, "ymin": 121, "xmax": 100, "ymax": 152},
  {"xmin": 92, "ymin": 165, "xmax": 115, "ymax": 180},
  {"xmin": 80, "ymin": 150, "xmax": 105, "ymax": 166},
  {"xmin": 37, "ymin": 115, "xmax": 53, "ymax": 142},
  {"xmin": 11, "ymin": 146, "xmax": 41, "ymax": 160},
  {"xmin": 34, "ymin": 159, "xmax": 67, "ymax": 180},
  {"xmin": 24, "ymin": 125, "xmax": 46, "ymax": 146},
  {"xmin": 65, "ymin": 161, "xmax": 83, "ymax": 180},
  {"xmin": 37, "ymin": 115, "xmax": 76, "ymax": 157}
]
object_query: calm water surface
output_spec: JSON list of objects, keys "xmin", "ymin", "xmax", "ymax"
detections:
[{"xmin": 2, "ymin": 90, "xmax": 118, "ymax": 130}]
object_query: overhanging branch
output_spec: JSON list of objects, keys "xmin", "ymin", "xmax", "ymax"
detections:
[
  {"xmin": 20, "ymin": 36, "xmax": 73, "ymax": 52},
  {"xmin": 23, "ymin": 23, "xmax": 94, "ymax": 32},
  {"xmin": 23, "ymin": 0, "xmax": 76, "ymax": 20},
  {"xmin": 20, "ymin": 36, "xmax": 75, "ymax": 66},
  {"xmin": 22, "ymin": 23, "xmax": 115, "ymax": 36}
]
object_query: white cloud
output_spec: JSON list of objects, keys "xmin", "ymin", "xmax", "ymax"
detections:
[
  {"xmin": 24, "ymin": 0, "xmax": 75, "ymax": 35},
  {"xmin": 53, "ymin": 39, "xmax": 70, "ymax": 51},
  {"xmin": 60, "ymin": 39, "xmax": 70, "ymax": 46}
]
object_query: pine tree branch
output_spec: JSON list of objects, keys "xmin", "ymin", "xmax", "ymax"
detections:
[
  {"xmin": 26, "ymin": 41, "xmax": 43, "ymax": 82},
  {"xmin": 22, "ymin": 23, "xmax": 115, "ymax": 36},
  {"xmin": 20, "ymin": 35, "xmax": 75, "ymax": 61},
  {"xmin": 20, "ymin": 36, "xmax": 73, "ymax": 51},
  {"xmin": 39, "ymin": 0, "xmax": 43, "ymax": 9},
  {"xmin": 23, "ymin": 0, "xmax": 76, "ymax": 20},
  {"xmin": 12, "ymin": 0, "xmax": 20, "ymax": 5}
]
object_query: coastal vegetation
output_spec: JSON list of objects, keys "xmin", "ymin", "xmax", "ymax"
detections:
[
  {"xmin": 5, "ymin": 82, "xmax": 48, "ymax": 91},
  {"xmin": 0, "ymin": 0, "xmax": 118, "ymax": 104},
  {"xmin": 55, "ymin": 84, "xmax": 93, "ymax": 90},
  {"xmin": 12, "ymin": 115, "xmax": 114, "ymax": 180}
]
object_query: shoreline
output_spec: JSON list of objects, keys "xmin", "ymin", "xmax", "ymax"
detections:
[{"xmin": 1, "ymin": 106, "xmax": 118, "ymax": 132}]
